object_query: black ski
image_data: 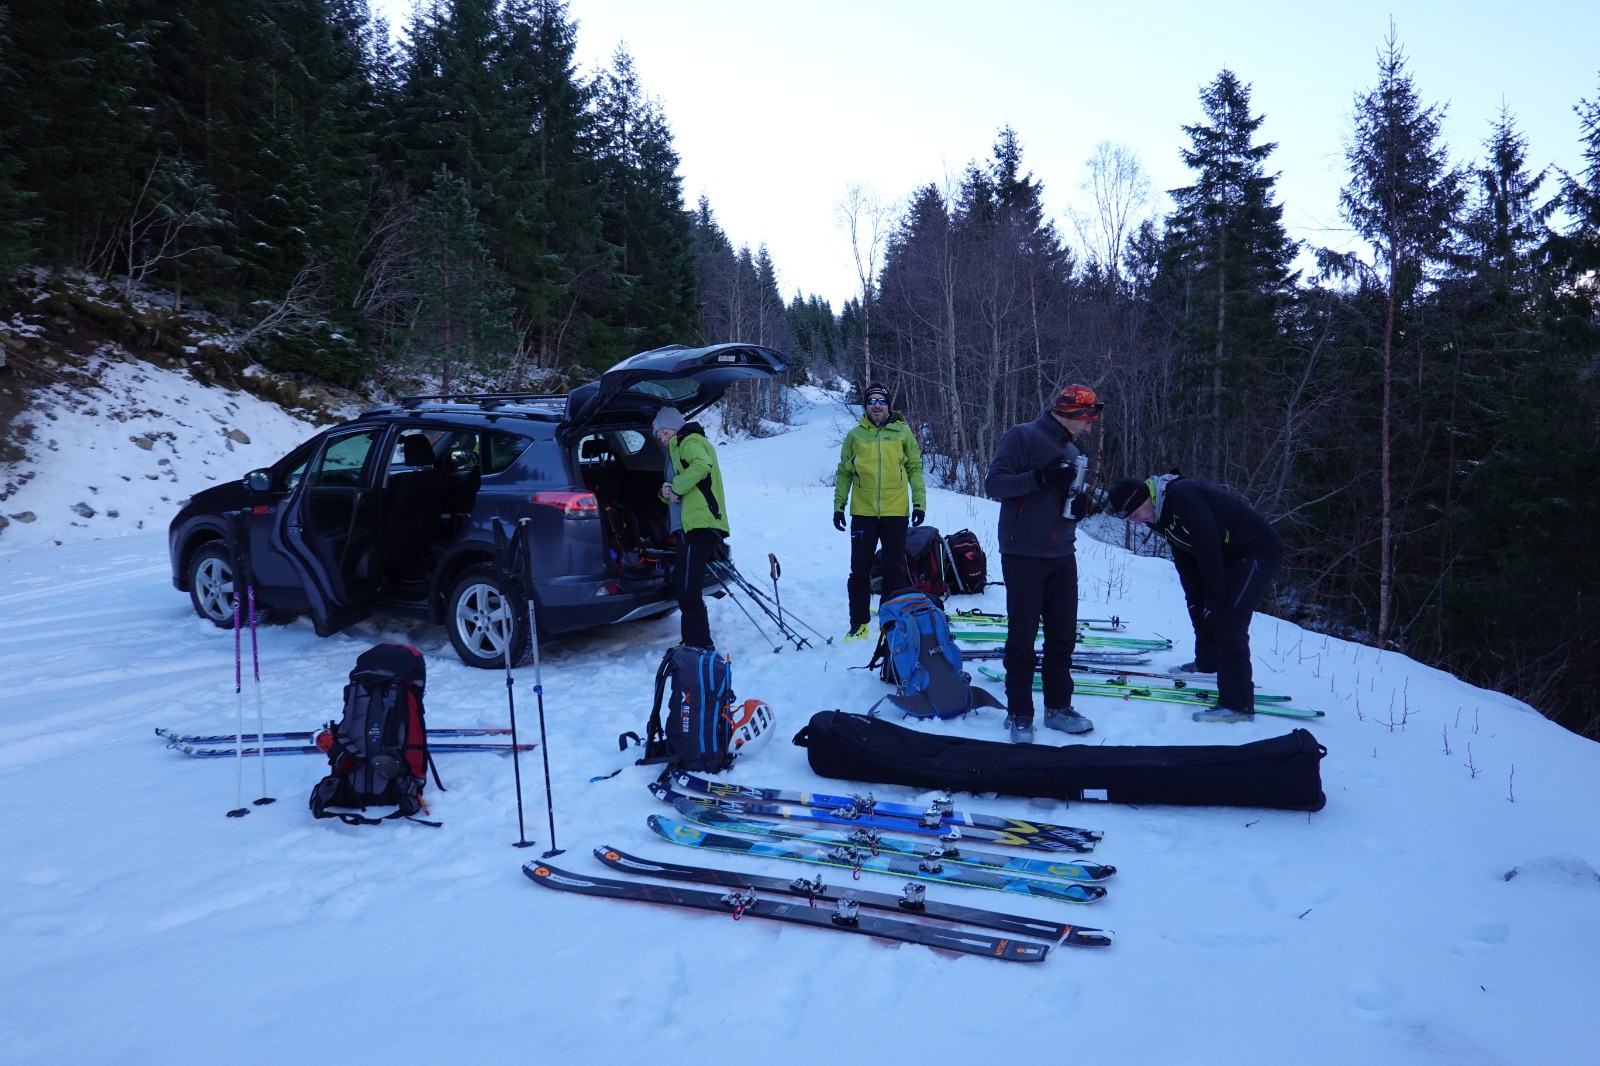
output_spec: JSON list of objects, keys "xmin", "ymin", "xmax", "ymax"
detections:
[
  {"xmin": 523, "ymin": 859, "xmax": 1051, "ymax": 961},
  {"xmin": 594, "ymin": 845, "xmax": 1112, "ymax": 945}
]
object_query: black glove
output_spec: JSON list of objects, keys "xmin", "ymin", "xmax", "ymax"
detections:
[
  {"xmin": 1190, "ymin": 605, "xmax": 1215, "ymax": 638},
  {"xmin": 1034, "ymin": 464, "xmax": 1075, "ymax": 489},
  {"xmin": 911, "ymin": 509, "xmax": 925, "ymax": 527},
  {"xmin": 833, "ymin": 511, "xmax": 847, "ymax": 531},
  {"xmin": 1067, "ymin": 492, "xmax": 1091, "ymax": 520}
]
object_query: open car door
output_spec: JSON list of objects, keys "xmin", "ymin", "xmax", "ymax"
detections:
[
  {"xmin": 564, "ymin": 343, "xmax": 788, "ymax": 433},
  {"xmin": 268, "ymin": 426, "xmax": 386, "ymax": 635}
]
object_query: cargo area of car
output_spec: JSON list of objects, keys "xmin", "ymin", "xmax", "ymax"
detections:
[{"xmin": 574, "ymin": 428, "xmax": 676, "ymax": 577}]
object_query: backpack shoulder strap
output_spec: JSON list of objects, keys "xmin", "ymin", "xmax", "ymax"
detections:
[{"xmin": 645, "ymin": 648, "xmax": 674, "ymax": 743}]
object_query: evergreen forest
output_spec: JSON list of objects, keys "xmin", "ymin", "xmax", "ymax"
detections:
[{"xmin": 1, "ymin": 3, "xmax": 1597, "ymax": 739}]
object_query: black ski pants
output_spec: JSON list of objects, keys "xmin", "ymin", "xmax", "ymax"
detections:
[
  {"xmin": 1000, "ymin": 553, "xmax": 1078, "ymax": 720},
  {"xmin": 1188, "ymin": 546, "xmax": 1283, "ymax": 712},
  {"xmin": 672, "ymin": 526, "xmax": 723, "ymax": 650},
  {"xmin": 847, "ymin": 515, "xmax": 908, "ymax": 628}
]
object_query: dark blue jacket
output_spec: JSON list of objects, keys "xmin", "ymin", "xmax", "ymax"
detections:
[{"xmin": 983, "ymin": 412, "xmax": 1084, "ymax": 558}]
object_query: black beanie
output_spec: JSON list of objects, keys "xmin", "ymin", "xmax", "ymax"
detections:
[{"xmin": 1105, "ymin": 478, "xmax": 1151, "ymax": 517}]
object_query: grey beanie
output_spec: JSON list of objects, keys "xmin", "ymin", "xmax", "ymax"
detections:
[{"xmin": 652, "ymin": 406, "xmax": 686, "ymax": 434}]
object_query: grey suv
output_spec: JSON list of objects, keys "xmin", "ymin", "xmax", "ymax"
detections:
[{"xmin": 169, "ymin": 343, "xmax": 787, "ymax": 667}]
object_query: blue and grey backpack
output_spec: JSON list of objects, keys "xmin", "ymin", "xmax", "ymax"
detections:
[
  {"xmin": 867, "ymin": 590, "xmax": 1002, "ymax": 719},
  {"xmin": 629, "ymin": 645, "xmax": 736, "ymax": 773}
]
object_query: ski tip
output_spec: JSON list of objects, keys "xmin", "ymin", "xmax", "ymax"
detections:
[{"xmin": 1062, "ymin": 927, "xmax": 1114, "ymax": 948}]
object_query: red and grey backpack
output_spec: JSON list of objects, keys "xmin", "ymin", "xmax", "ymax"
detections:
[{"xmin": 309, "ymin": 643, "xmax": 443, "ymax": 825}]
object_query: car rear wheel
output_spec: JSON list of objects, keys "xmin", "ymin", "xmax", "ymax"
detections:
[
  {"xmin": 187, "ymin": 542, "xmax": 237, "ymax": 628},
  {"xmin": 446, "ymin": 563, "xmax": 534, "ymax": 669}
]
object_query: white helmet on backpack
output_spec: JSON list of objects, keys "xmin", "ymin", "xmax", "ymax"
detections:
[{"xmin": 726, "ymin": 699, "xmax": 776, "ymax": 758}]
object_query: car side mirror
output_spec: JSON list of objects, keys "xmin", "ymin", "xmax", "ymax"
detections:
[{"xmin": 244, "ymin": 469, "xmax": 272, "ymax": 493}]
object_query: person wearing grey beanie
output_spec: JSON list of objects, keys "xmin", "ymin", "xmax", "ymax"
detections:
[
  {"xmin": 654, "ymin": 406, "xmax": 728, "ymax": 649},
  {"xmin": 652, "ymin": 406, "xmax": 686, "ymax": 435}
]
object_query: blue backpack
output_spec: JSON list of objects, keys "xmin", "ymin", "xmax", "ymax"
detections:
[{"xmin": 868, "ymin": 591, "xmax": 1001, "ymax": 719}]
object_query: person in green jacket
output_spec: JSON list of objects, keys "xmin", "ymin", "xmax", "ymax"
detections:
[
  {"xmin": 655, "ymin": 406, "xmax": 729, "ymax": 649},
  {"xmin": 833, "ymin": 383, "xmax": 927, "ymax": 641}
]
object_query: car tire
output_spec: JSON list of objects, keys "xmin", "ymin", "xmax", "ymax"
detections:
[
  {"xmin": 446, "ymin": 562, "xmax": 534, "ymax": 669},
  {"xmin": 187, "ymin": 542, "xmax": 237, "ymax": 628}
]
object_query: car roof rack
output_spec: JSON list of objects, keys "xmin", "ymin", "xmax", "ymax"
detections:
[
  {"xmin": 360, "ymin": 393, "xmax": 570, "ymax": 421},
  {"xmin": 394, "ymin": 392, "xmax": 568, "ymax": 410}
]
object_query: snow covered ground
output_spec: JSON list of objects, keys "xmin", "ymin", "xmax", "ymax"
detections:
[{"xmin": 3, "ymin": 358, "xmax": 1599, "ymax": 1064}]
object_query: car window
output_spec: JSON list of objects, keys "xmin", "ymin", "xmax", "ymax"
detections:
[
  {"xmin": 309, "ymin": 429, "xmax": 382, "ymax": 487},
  {"xmin": 611, "ymin": 430, "xmax": 648, "ymax": 457},
  {"xmin": 432, "ymin": 428, "xmax": 529, "ymax": 476},
  {"xmin": 481, "ymin": 431, "xmax": 529, "ymax": 475},
  {"xmin": 624, "ymin": 379, "xmax": 695, "ymax": 402},
  {"xmin": 268, "ymin": 439, "xmax": 318, "ymax": 492}
]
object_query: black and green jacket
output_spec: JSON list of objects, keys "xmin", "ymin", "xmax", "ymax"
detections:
[
  {"xmin": 668, "ymin": 423, "xmax": 729, "ymax": 535},
  {"xmin": 1148, "ymin": 475, "xmax": 1281, "ymax": 611},
  {"xmin": 833, "ymin": 412, "xmax": 926, "ymax": 518}
]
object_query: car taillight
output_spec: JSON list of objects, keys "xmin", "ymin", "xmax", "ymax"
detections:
[{"xmin": 530, "ymin": 491, "xmax": 599, "ymax": 517}]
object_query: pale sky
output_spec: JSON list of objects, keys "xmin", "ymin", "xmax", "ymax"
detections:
[{"xmin": 373, "ymin": 0, "xmax": 1600, "ymax": 309}]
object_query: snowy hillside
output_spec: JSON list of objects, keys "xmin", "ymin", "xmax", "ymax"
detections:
[{"xmin": 2, "ymin": 360, "xmax": 1598, "ymax": 1065}]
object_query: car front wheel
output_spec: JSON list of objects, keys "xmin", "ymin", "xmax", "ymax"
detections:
[
  {"xmin": 187, "ymin": 542, "xmax": 237, "ymax": 628},
  {"xmin": 446, "ymin": 563, "xmax": 533, "ymax": 669}
]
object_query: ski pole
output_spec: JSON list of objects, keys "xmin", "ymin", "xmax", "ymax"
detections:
[
  {"xmin": 527, "ymin": 580, "xmax": 563, "ymax": 859},
  {"xmin": 768, "ymin": 553, "xmax": 785, "ymax": 632},
  {"xmin": 723, "ymin": 559, "xmax": 829, "ymax": 646},
  {"xmin": 709, "ymin": 561, "xmax": 781, "ymax": 652},
  {"xmin": 248, "ymin": 582, "xmax": 274, "ymax": 807},
  {"xmin": 494, "ymin": 519, "xmax": 534, "ymax": 848},
  {"xmin": 502, "ymin": 595, "xmax": 533, "ymax": 850},
  {"xmin": 227, "ymin": 588, "xmax": 248, "ymax": 818}
]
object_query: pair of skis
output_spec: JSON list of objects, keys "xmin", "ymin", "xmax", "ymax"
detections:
[
  {"xmin": 155, "ymin": 726, "xmax": 535, "ymax": 758},
  {"xmin": 960, "ymin": 643, "xmax": 1152, "ymax": 659},
  {"xmin": 668, "ymin": 771, "xmax": 1102, "ymax": 851},
  {"xmin": 973, "ymin": 666, "xmax": 1325, "ymax": 719},
  {"xmin": 951, "ymin": 628, "xmax": 1173, "ymax": 651},
  {"xmin": 526, "ymin": 846, "xmax": 1111, "ymax": 961},
  {"xmin": 948, "ymin": 608, "xmax": 1127, "ymax": 632},
  {"xmin": 651, "ymin": 788, "xmax": 1115, "ymax": 883}
]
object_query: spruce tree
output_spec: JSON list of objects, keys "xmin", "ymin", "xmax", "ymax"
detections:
[
  {"xmin": 7, "ymin": 0, "xmax": 154, "ymax": 270},
  {"xmin": 591, "ymin": 48, "xmax": 698, "ymax": 354},
  {"xmin": 0, "ymin": 6, "xmax": 39, "ymax": 277},
  {"xmin": 1327, "ymin": 29, "xmax": 1465, "ymax": 647},
  {"xmin": 1163, "ymin": 69, "xmax": 1299, "ymax": 483},
  {"xmin": 406, "ymin": 166, "xmax": 515, "ymax": 392},
  {"xmin": 498, "ymin": 0, "xmax": 614, "ymax": 374}
]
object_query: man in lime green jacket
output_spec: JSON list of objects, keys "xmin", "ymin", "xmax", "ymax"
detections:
[
  {"xmin": 656, "ymin": 406, "xmax": 729, "ymax": 649},
  {"xmin": 833, "ymin": 383, "xmax": 927, "ymax": 640}
]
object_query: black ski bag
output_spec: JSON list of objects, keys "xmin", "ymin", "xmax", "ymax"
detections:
[{"xmin": 794, "ymin": 710, "xmax": 1327, "ymax": 811}]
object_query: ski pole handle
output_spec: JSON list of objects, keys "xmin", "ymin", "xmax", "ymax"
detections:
[{"xmin": 769, "ymin": 553, "xmax": 780, "ymax": 582}]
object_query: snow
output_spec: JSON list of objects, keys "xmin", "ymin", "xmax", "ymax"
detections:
[{"xmin": 3, "ymin": 363, "xmax": 1599, "ymax": 1064}]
